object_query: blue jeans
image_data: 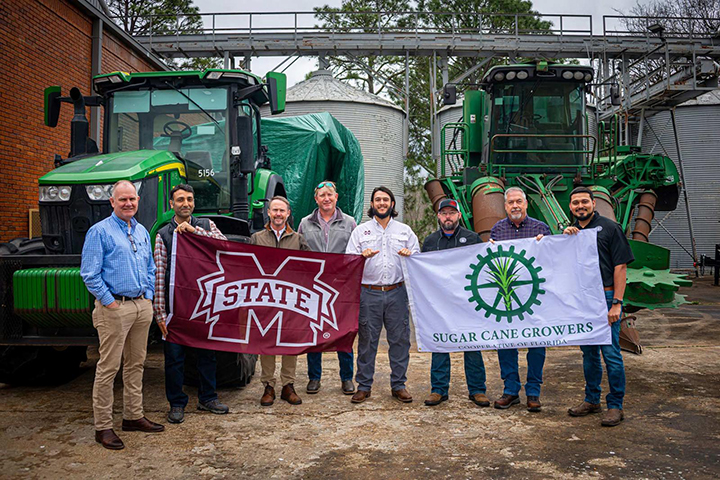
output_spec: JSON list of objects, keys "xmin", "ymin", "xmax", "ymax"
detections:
[
  {"xmin": 580, "ymin": 290, "xmax": 625, "ymax": 409},
  {"xmin": 307, "ymin": 351, "xmax": 354, "ymax": 381},
  {"xmin": 164, "ymin": 341, "xmax": 218, "ymax": 408},
  {"xmin": 431, "ymin": 351, "xmax": 486, "ymax": 397},
  {"xmin": 497, "ymin": 347, "xmax": 546, "ymax": 397}
]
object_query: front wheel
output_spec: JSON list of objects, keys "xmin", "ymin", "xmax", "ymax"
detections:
[{"xmin": 184, "ymin": 351, "xmax": 257, "ymax": 388}]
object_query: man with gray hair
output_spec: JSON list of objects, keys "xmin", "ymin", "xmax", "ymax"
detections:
[
  {"xmin": 298, "ymin": 181, "xmax": 357, "ymax": 396},
  {"xmin": 489, "ymin": 186, "xmax": 551, "ymax": 412},
  {"xmin": 81, "ymin": 180, "xmax": 164, "ymax": 450}
]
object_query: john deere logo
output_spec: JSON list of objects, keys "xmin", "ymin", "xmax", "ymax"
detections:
[{"xmin": 465, "ymin": 245, "xmax": 546, "ymax": 323}]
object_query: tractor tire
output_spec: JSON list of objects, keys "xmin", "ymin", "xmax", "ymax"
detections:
[
  {"xmin": 183, "ymin": 351, "xmax": 257, "ymax": 389},
  {"xmin": 0, "ymin": 237, "xmax": 46, "ymax": 255},
  {"xmin": 0, "ymin": 345, "xmax": 88, "ymax": 385}
]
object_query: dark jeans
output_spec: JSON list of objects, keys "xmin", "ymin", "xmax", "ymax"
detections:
[
  {"xmin": 307, "ymin": 351, "xmax": 354, "ymax": 381},
  {"xmin": 497, "ymin": 347, "xmax": 546, "ymax": 397},
  {"xmin": 164, "ymin": 341, "xmax": 218, "ymax": 408},
  {"xmin": 580, "ymin": 290, "xmax": 625, "ymax": 409},
  {"xmin": 355, "ymin": 286, "xmax": 410, "ymax": 392},
  {"xmin": 430, "ymin": 351, "xmax": 486, "ymax": 397}
]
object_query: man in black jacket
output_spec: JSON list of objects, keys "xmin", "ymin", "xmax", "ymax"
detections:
[{"xmin": 421, "ymin": 199, "xmax": 490, "ymax": 407}]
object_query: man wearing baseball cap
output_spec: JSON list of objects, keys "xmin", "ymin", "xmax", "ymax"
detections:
[{"xmin": 421, "ymin": 198, "xmax": 490, "ymax": 407}]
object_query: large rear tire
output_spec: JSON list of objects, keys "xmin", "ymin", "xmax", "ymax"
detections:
[
  {"xmin": 0, "ymin": 345, "xmax": 88, "ymax": 385},
  {"xmin": 183, "ymin": 351, "xmax": 257, "ymax": 388}
]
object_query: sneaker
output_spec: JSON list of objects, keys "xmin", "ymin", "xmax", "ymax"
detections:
[
  {"xmin": 494, "ymin": 394, "xmax": 520, "ymax": 409},
  {"xmin": 198, "ymin": 399, "xmax": 229, "ymax": 414},
  {"xmin": 306, "ymin": 379, "xmax": 321, "ymax": 394},
  {"xmin": 167, "ymin": 406, "xmax": 185, "ymax": 424},
  {"xmin": 341, "ymin": 380, "xmax": 356, "ymax": 395}
]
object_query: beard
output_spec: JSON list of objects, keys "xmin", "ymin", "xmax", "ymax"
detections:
[
  {"xmin": 372, "ymin": 207, "xmax": 392, "ymax": 219},
  {"xmin": 441, "ymin": 219, "xmax": 459, "ymax": 231},
  {"xmin": 574, "ymin": 210, "xmax": 593, "ymax": 221}
]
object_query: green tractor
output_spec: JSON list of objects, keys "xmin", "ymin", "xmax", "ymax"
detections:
[
  {"xmin": 429, "ymin": 62, "xmax": 691, "ymax": 353},
  {"xmin": 0, "ymin": 68, "xmax": 289, "ymax": 384}
]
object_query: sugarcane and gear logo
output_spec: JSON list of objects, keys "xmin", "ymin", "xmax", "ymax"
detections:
[{"xmin": 465, "ymin": 244, "xmax": 546, "ymax": 323}]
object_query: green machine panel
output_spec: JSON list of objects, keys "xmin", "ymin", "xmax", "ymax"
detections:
[{"xmin": 13, "ymin": 267, "xmax": 94, "ymax": 328}]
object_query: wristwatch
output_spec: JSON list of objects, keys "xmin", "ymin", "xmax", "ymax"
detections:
[{"xmin": 612, "ymin": 298, "xmax": 623, "ymax": 305}]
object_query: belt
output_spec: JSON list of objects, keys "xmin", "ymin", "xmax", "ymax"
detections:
[
  {"xmin": 362, "ymin": 282, "xmax": 404, "ymax": 292},
  {"xmin": 603, "ymin": 286, "xmax": 614, "ymax": 291},
  {"xmin": 112, "ymin": 293, "xmax": 145, "ymax": 301}
]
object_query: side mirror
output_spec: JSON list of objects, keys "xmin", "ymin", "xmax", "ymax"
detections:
[
  {"xmin": 443, "ymin": 84, "xmax": 457, "ymax": 106},
  {"xmin": 44, "ymin": 86, "xmax": 62, "ymax": 127},
  {"xmin": 265, "ymin": 72, "xmax": 286, "ymax": 115},
  {"xmin": 610, "ymin": 84, "xmax": 621, "ymax": 106}
]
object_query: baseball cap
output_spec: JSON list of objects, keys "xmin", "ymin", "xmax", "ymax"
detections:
[{"xmin": 437, "ymin": 199, "xmax": 460, "ymax": 211}]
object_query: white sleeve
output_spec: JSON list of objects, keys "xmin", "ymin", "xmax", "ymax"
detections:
[{"xmin": 345, "ymin": 227, "xmax": 362, "ymax": 255}]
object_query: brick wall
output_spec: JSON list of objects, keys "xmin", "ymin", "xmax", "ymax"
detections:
[{"xmin": 0, "ymin": 0, "xmax": 161, "ymax": 241}]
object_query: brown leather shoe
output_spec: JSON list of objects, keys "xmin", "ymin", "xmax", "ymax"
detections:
[
  {"xmin": 260, "ymin": 385, "xmax": 276, "ymax": 406},
  {"xmin": 392, "ymin": 388, "xmax": 413, "ymax": 403},
  {"xmin": 351, "ymin": 389, "xmax": 371, "ymax": 403},
  {"xmin": 95, "ymin": 429, "xmax": 124, "ymax": 450},
  {"xmin": 469, "ymin": 393, "xmax": 490, "ymax": 407},
  {"xmin": 568, "ymin": 401, "xmax": 602, "ymax": 417},
  {"xmin": 121, "ymin": 417, "xmax": 165, "ymax": 433},
  {"xmin": 494, "ymin": 394, "xmax": 520, "ymax": 409},
  {"xmin": 424, "ymin": 392, "xmax": 448, "ymax": 406},
  {"xmin": 527, "ymin": 396, "xmax": 542, "ymax": 412},
  {"xmin": 601, "ymin": 408, "xmax": 624, "ymax": 427},
  {"xmin": 280, "ymin": 384, "xmax": 302, "ymax": 405}
]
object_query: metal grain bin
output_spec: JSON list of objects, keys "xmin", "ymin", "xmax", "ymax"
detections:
[
  {"xmin": 261, "ymin": 70, "xmax": 406, "ymax": 221},
  {"xmin": 635, "ymin": 97, "xmax": 720, "ymax": 269}
]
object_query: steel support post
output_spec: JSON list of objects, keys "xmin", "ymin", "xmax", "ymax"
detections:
[
  {"xmin": 670, "ymin": 107, "xmax": 699, "ymax": 276},
  {"xmin": 403, "ymin": 52, "xmax": 410, "ymax": 159},
  {"xmin": 90, "ymin": 17, "xmax": 103, "ymax": 143}
]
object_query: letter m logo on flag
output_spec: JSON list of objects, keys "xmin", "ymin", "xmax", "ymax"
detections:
[{"xmin": 166, "ymin": 233, "xmax": 365, "ymax": 355}]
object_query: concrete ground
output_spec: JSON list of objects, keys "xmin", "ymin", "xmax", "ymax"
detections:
[{"xmin": 1, "ymin": 277, "xmax": 719, "ymax": 479}]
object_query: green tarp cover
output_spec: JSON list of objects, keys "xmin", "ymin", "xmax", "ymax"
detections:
[{"xmin": 261, "ymin": 112, "xmax": 364, "ymax": 225}]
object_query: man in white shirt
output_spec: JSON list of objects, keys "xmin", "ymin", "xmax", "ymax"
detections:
[{"xmin": 346, "ymin": 186, "xmax": 420, "ymax": 403}]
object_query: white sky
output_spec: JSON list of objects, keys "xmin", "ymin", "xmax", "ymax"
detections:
[{"xmin": 193, "ymin": 0, "xmax": 639, "ymax": 86}]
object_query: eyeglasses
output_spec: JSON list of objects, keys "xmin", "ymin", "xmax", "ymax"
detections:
[
  {"xmin": 316, "ymin": 182, "xmax": 336, "ymax": 190},
  {"xmin": 128, "ymin": 233, "xmax": 137, "ymax": 253}
]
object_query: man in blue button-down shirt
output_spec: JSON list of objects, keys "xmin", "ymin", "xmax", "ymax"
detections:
[{"xmin": 81, "ymin": 180, "xmax": 164, "ymax": 450}]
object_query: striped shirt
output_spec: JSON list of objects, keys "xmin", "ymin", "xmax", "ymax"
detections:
[
  {"xmin": 153, "ymin": 220, "xmax": 226, "ymax": 323},
  {"xmin": 80, "ymin": 213, "xmax": 155, "ymax": 306},
  {"xmin": 490, "ymin": 216, "xmax": 551, "ymax": 241}
]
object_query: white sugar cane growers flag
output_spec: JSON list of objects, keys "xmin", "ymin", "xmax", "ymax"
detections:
[{"xmin": 402, "ymin": 229, "xmax": 610, "ymax": 352}]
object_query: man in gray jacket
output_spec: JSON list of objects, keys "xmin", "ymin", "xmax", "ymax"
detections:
[{"xmin": 297, "ymin": 181, "xmax": 357, "ymax": 395}]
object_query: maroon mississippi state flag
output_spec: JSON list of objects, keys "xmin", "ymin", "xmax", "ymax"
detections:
[{"xmin": 166, "ymin": 232, "xmax": 365, "ymax": 355}]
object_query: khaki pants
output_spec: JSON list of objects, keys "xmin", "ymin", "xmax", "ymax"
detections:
[
  {"xmin": 91, "ymin": 298, "xmax": 153, "ymax": 430},
  {"xmin": 260, "ymin": 355, "xmax": 297, "ymax": 387}
]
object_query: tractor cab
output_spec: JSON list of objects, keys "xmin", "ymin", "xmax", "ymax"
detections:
[
  {"xmin": 482, "ymin": 64, "xmax": 594, "ymax": 173},
  {"xmin": 39, "ymin": 69, "xmax": 287, "ymax": 254}
]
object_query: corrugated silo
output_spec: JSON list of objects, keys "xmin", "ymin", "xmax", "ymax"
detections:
[
  {"xmin": 261, "ymin": 70, "xmax": 406, "ymax": 221},
  {"xmin": 634, "ymin": 92, "xmax": 720, "ymax": 269}
]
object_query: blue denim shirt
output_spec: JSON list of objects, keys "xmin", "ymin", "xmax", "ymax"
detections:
[{"xmin": 80, "ymin": 212, "xmax": 156, "ymax": 306}]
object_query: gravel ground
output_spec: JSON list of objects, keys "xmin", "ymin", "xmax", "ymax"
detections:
[{"xmin": 1, "ymin": 278, "xmax": 718, "ymax": 479}]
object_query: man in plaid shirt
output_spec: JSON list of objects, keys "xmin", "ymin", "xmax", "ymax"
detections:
[
  {"xmin": 154, "ymin": 184, "xmax": 228, "ymax": 424},
  {"xmin": 489, "ymin": 186, "xmax": 551, "ymax": 413}
]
